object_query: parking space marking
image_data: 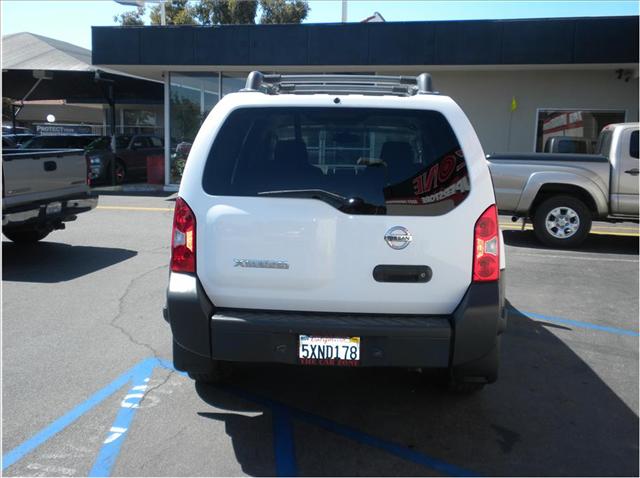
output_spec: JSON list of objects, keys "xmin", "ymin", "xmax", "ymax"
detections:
[
  {"xmin": 228, "ymin": 387, "xmax": 480, "ymax": 477},
  {"xmin": 89, "ymin": 360, "xmax": 155, "ymax": 477},
  {"xmin": 1, "ymin": 361, "xmax": 143, "ymax": 471},
  {"xmin": 499, "ymin": 222, "xmax": 640, "ymax": 232},
  {"xmin": 96, "ymin": 206, "xmax": 174, "ymax": 212},
  {"xmin": 517, "ymin": 309, "xmax": 639, "ymax": 337},
  {"xmin": 272, "ymin": 405, "xmax": 298, "ymax": 477},
  {"xmin": 5, "ymin": 301, "xmax": 636, "ymax": 477},
  {"xmin": 499, "ymin": 224, "xmax": 639, "ymax": 237},
  {"xmin": 509, "ymin": 252, "xmax": 638, "ymax": 263}
]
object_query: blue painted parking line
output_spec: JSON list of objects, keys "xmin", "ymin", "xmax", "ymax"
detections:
[
  {"xmin": 228, "ymin": 387, "xmax": 479, "ymax": 477},
  {"xmin": 1, "ymin": 359, "xmax": 148, "ymax": 470},
  {"xmin": 16, "ymin": 305, "xmax": 632, "ymax": 478},
  {"xmin": 517, "ymin": 309, "xmax": 639, "ymax": 337},
  {"xmin": 272, "ymin": 405, "xmax": 298, "ymax": 477},
  {"xmin": 89, "ymin": 359, "xmax": 156, "ymax": 477}
]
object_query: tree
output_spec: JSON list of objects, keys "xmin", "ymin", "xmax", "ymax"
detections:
[
  {"xmin": 149, "ymin": 0, "xmax": 196, "ymax": 25},
  {"xmin": 194, "ymin": 0, "xmax": 257, "ymax": 25},
  {"xmin": 114, "ymin": 6, "xmax": 146, "ymax": 26},
  {"xmin": 2, "ymin": 97, "xmax": 14, "ymax": 121},
  {"xmin": 259, "ymin": 0, "xmax": 309, "ymax": 24},
  {"xmin": 114, "ymin": 0, "xmax": 308, "ymax": 26}
]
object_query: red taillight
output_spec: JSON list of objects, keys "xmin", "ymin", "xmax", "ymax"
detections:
[
  {"xmin": 171, "ymin": 197, "xmax": 196, "ymax": 273},
  {"xmin": 472, "ymin": 204, "xmax": 500, "ymax": 282}
]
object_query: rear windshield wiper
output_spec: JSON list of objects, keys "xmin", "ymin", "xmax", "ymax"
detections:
[
  {"xmin": 257, "ymin": 189, "xmax": 384, "ymax": 214},
  {"xmin": 258, "ymin": 189, "xmax": 348, "ymax": 208}
]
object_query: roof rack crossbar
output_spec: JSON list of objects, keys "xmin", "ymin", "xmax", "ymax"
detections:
[
  {"xmin": 240, "ymin": 71, "xmax": 434, "ymax": 96},
  {"xmin": 278, "ymin": 84, "xmax": 415, "ymax": 96}
]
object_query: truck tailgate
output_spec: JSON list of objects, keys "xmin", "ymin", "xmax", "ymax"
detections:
[{"xmin": 2, "ymin": 149, "xmax": 89, "ymax": 208}]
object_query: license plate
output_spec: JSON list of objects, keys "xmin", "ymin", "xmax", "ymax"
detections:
[
  {"xmin": 46, "ymin": 202, "xmax": 62, "ymax": 215},
  {"xmin": 299, "ymin": 335, "xmax": 360, "ymax": 366}
]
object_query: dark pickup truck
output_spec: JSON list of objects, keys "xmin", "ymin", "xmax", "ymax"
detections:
[
  {"xmin": 2, "ymin": 149, "xmax": 98, "ymax": 243},
  {"xmin": 85, "ymin": 135, "xmax": 164, "ymax": 184}
]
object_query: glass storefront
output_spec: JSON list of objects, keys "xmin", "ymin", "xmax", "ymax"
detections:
[
  {"xmin": 168, "ymin": 72, "xmax": 354, "ymax": 184},
  {"xmin": 169, "ymin": 73, "xmax": 219, "ymax": 183},
  {"xmin": 168, "ymin": 72, "xmax": 252, "ymax": 184}
]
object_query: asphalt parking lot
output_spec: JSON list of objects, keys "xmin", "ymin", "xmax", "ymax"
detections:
[{"xmin": 2, "ymin": 192, "xmax": 639, "ymax": 477}]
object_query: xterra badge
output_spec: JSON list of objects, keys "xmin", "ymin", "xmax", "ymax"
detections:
[{"xmin": 234, "ymin": 259, "xmax": 289, "ymax": 269}]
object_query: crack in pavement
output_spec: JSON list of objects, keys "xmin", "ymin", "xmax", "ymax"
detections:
[{"xmin": 108, "ymin": 262, "xmax": 177, "ymax": 404}]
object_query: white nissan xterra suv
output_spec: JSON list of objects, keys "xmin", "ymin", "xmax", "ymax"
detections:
[{"xmin": 164, "ymin": 72, "xmax": 507, "ymax": 392}]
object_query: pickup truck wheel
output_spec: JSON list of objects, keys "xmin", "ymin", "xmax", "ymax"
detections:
[
  {"xmin": 3, "ymin": 227, "xmax": 51, "ymax": 244},
  {"xmin": 533, "ymin": 195, "xmax": 592, "ymax": 248}
]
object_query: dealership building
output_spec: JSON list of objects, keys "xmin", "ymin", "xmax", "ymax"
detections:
[{"xmin": 91, "ymin": 15, "xmax": 639, "ymax": 187}]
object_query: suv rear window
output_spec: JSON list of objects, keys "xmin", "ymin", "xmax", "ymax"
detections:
[{"xmin": 203, "ymin": 107, "xmax": 469, "ymax": 215}]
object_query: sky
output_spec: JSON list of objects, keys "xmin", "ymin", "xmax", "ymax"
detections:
[{"xmin": 1, "ymin": 0, "xmax": 638, "ymax": 51}]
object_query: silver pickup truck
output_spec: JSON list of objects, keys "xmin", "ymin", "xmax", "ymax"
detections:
[
  {"xmin": 2, "ymin": 148, "xmax": 98, "ymax": 243},
  {"xmin": 488, "ymin": 123, "xmax": 639, "ymax": 247}
]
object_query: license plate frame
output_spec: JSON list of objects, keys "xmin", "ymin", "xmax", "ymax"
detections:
[{"xmin": 298, "ymin": 335, "xmax": 360, "ymax": 366}]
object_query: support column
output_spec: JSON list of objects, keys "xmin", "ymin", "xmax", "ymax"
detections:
[{"xmin": 164, "ymin": 71, "xmax": 171, "ymax": 187}]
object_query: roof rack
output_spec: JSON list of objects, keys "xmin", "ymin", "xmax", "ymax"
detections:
[{"xmin": 240, "ymin": 71, "xmax": 435, "ymax": 96}]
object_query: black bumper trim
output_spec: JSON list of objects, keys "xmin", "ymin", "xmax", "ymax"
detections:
[
  {"xmin": 166, "ymin": 272, "xmax": 505, "ymax": 370},
  {"xmin": 210, "ymin": 309, "xmax": 451, "ymax": 367}
]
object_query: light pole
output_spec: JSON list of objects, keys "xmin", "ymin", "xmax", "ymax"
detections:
[
  {"xmin": 113, "ymin": 0, "xmax": 167, "ymax": 25},
  {"xmin": 341, "ymin": 0, "xmax": 347, "ymax": 22}
]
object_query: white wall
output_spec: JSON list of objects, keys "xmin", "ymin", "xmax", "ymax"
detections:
[{"xmin": 429, "ymin": 69, "xmax": 639, "ymax": 154}]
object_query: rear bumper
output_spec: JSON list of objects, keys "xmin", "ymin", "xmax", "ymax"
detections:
[
  {"xmin": 165, "ymin": 272, "xmax": 506, "ymax": 370},
  {"xmin": 2, "ymin": 193, "xmax": 98, "ymax": 228}
]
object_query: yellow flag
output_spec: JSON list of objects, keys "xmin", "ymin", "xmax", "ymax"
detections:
[{"xmin": 510, "ymin": 96, "xmax": 517, "ymax": 112}]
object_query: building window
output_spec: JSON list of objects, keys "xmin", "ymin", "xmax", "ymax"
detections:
[
  {"xmin": 123, "ymin": 109, "xmax": 158, "ymax": 136},
  {"xmin": 222, "ymin": 74, "xmax": 246, "ymax": 97},
  {"xmin": 169, "ymin": 72, "xmax": 220, "ymax": 183},
  {"xmin": 535, "ymin": 110, "xmax": 625, "ymax": 153}
]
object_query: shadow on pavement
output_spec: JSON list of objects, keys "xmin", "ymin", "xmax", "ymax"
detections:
[
  {"xmin": 2, "ymin": 241, "xmax": 137, "ymax": 283},
  {"xmin": 503, "ymin": 230, "xmax": 639, "ymax": 255},
  {"xmin": 194, "ymin": 301, "xmax": 638, "ymax": 477}
]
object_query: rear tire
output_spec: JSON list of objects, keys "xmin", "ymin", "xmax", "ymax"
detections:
[
  {"xmin": 447, "ymin": 337, "xmax": 500, "ymax": 394},
  {"xmin": 447, "ymin": 380, "xmax": 486, "ymax": 394},
  {"xmin": 111, "ymin": 159, "xmax": 126, "ymax": 185},
  {"xmin": 3, "ymin": 227, "xmax": 51, "ymax": 244},
  {"xmin": 533, "ymin": 195, "xmax": 591, "ymax": 248},
  {"xmin": 187, "ymin": 360, "xmax": 233, "ymax": 384}
]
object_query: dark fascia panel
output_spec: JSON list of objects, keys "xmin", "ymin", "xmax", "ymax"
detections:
[
  {"xmin": 92, "ymin": 26, "xmax": 141, "ymax": 65},
  {"xmin": 307, "ymin": 23, "xmax": 369, "ymax": 65},
  {"xmin": 141, "ymin": 27, "xmax": 195, "ymax": 65},
  {"xmin": 195, "ymin": 25, "xmax": 251, "ymax": 65},
  {"xmin": 368, "ymin": 22, "xmax": 435, "ymax": 65},
  {"xmin": 433, "ymin": 20, "xmax": 502, "ymax": 65},
  {"xmin": 249, "ymin": 24, "xmax": 308, "ymax": 65},
  {"xmin": 501, "ymin": 19, "xmax": 576, "ymax": 64},
  {"xmin": 92, "ymin": 16, "xmax": 639, "ymax": 67},
  {"xmin": 574, "ymin": 17, "xmax": 639, "ymax": 63}
]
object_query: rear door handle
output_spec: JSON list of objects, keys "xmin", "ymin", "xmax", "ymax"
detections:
[
  {"xmin": 624, "ymin": 168, "xmax": 639, "ymax": 176},
  {"xmin": 44, "ymin": 161, "xmax": 57, "ymax": 172}
]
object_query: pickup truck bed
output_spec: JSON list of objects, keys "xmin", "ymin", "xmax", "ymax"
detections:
[{"xmin": 487, "ymin": 123, "xmax": 639, "ymax": 248}]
